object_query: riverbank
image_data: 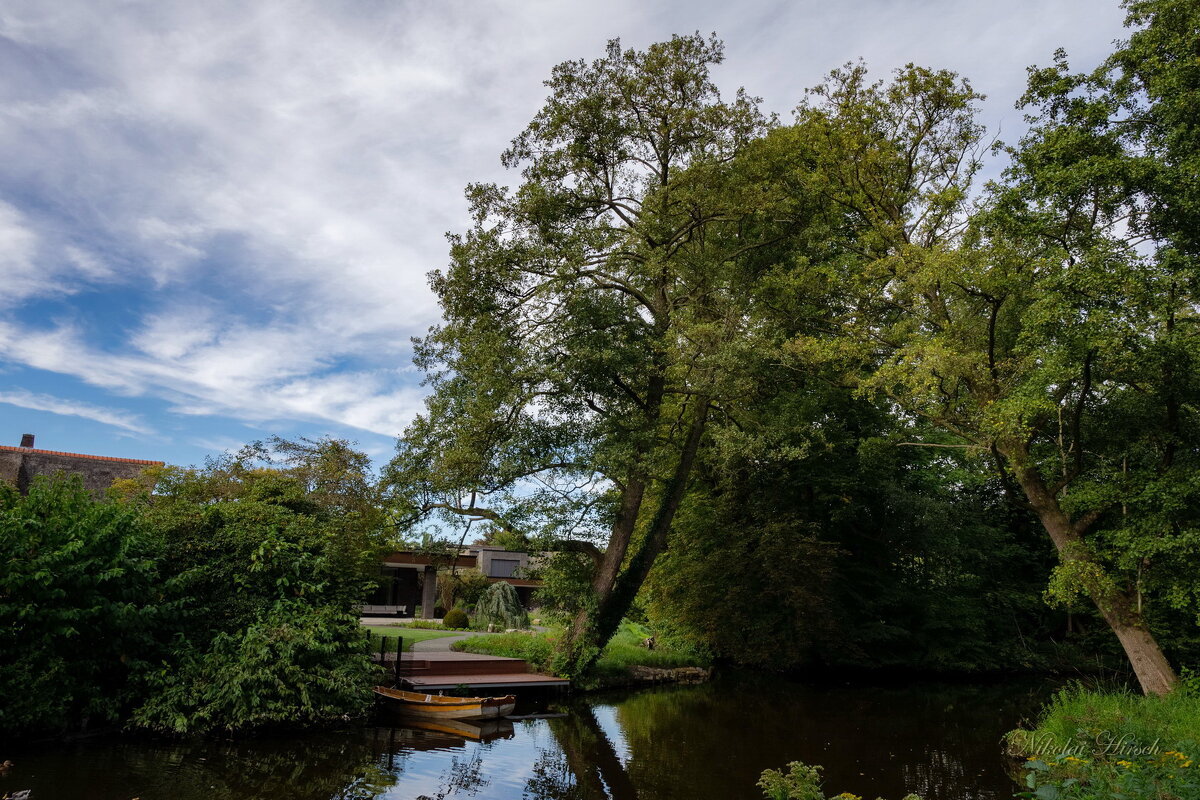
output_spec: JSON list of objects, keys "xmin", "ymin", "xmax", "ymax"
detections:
[
  {"xmin": 1006, "ymin": 685, "xmax": 1200, "ymax": 799},
  {"xmin": 450, "ymin": 620, "xmax": 712, "ymax": 689}
]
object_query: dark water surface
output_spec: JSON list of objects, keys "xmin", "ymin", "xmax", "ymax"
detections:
[{"xmin": 4, "ymin": 675, "xmax": 1052, "ymax": 800}]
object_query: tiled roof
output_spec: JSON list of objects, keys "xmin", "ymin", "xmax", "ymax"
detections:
[{"xmin": 0, "ymin": 445, "xmax": 163, "ymax": 466}]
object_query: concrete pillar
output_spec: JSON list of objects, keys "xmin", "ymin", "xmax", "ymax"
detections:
[{"xmin": 420, "ymin": 565, "xmax": 438, "ymax": 619}]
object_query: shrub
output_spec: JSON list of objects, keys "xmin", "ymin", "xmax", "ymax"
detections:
[
  {"xmin": 452, "ymin": 630, "xmax": 555, "ymax": 671},
  {"xmin": 757, "ymin": 762, "xmax": 824, "ymax": 800},
  {"xmin": 403, "ymin": 619, "xmax": 450, "ymax": 630},
  {"xmin": 475, "ymin": 581, "xmax": 530, "ymax": 630},
  {"xmin": 0, "ymin": 439, "xmax": 385, "ymax": 737},
  {"xmin": 132, "ymin": 603, "xmax": 377, "ymax": 734},
  {"xmin": 443, "ymin": 608, "xmax": 470, "ymax": 629},
  {"xmin": 129, "ymin": 443, "xmax": 383, "ymax": 734},
  {"xmin": 0, "ymin": 476, "xmax": 168, "ymax": 735},
  {"xmin": 758, "ymin": 761, "xmax": 920, "ymax": 800}
]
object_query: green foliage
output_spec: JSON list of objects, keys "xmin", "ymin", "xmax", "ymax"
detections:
[
  {"xmin": 746, "ymin": 6, "xmax": 1200, "ymax": 690},
  {"xmin": 758, "ymin": 761, "xmax": 825, "ymax": 800},
  {"xmin": 591, "ymin": 620, "xmax": 708, "ymax": 674},
  {"xmin": 403, "ymin": 619, "xmax": 449, "ymax": 630},
  {"xmin": 454, "ymin": 631, "xmax": 557, "ymax": 672},
  {"xmin": 758, "ymin": 761, "xmax": 921, "ymax": 800},
  {"xmin": 0, "ymin": 476, "xmax": 169, "ymax": 734},
  {"xmin": 474, "ymin": 581, "xmax": 530, "ymax": 630},
  {"xmin": 530, "ymin": 551, "xmax": 597, "ymax": 622},
  {"xmin": 442, "ymin": 608, "xmax": 470, "ymax": 630},
  {"xmin": 478, "ymin": 527, "xmax": 529, "ymax": 552},
  {"xmin": 132, "ymin": 603, "xmax": 376, "ymax": 734},
  {"xmin": 125, "ymin": 439, "xmax": 384, "ymax": 735},
  {"xmin": 1010, "ymin": 685, "xmax": 1200, "ymax": 799},
  {"xmin": 439, "ymin": 568, "xmax": 492, "ymax": 611},
  {"xmin": 645, "ymin": 388, "xmax": 1061, "ymax": 674},
  {"xmin": 644, "ymin": 484, "xmax": 837, "ymax": 670}
]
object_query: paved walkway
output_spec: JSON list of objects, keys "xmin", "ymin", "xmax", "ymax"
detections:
[{"xmin": 411, "ymin": 630, "xmax": 491, "ymax": 652}]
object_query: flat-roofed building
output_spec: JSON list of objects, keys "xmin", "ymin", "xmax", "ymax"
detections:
[{"xmin": 365, "ymin": 545, "xmax": 543, "ymax": 619}]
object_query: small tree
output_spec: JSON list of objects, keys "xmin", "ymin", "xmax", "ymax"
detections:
[{"xmin": 475, "ymin": 582, "xmax": 530, "ymax": 631}]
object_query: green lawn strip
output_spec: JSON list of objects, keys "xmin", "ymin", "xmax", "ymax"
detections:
[
  {"xmin": 450, "ymin": 620, "xmax": 708, "ymax": 679},
  {"xmin": 1007, "ymin": 686, "xmax": 1200, "ymax": 799},
  {"xmin": 362, "ymin": 625, "xmax": 463, "ymax": 650}
]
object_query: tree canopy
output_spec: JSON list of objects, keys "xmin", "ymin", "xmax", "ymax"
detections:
[{"xmin": 394, "ymin": 2, "xmax": 1199, "ymax": 692}]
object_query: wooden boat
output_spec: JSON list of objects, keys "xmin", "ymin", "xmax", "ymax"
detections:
[{"xmin": 373, "ymin": 686, "xmax": 517, "ymax": 720}]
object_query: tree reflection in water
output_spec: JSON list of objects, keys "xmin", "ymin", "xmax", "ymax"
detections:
[
  {"xmin": 523, "ymin": 750, "xmax": 588, "ymax": 800},
  {"xmin": 413, "ymin": 751, "xmax": 489, "ymax": 800},
  {"xmin": 527, "ymin": 703, "xmax": 638, "ymax": 800},
  {"xmin": 11, "ymin": 677, "xmax": 1046, "ymax": 800},
  {"xmin": 11, "ymin": 730, "xmax": 397, "ymax": 800}
]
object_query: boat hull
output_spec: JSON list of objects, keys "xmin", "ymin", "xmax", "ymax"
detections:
[{"xmin": 374, "ymin": 686, "xmax": 517, "ymax": 720}]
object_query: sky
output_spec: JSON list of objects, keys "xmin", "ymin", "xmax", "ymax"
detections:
[{"xmin": 0, "ymin": 0, "xmax": 1129, "ymax": 470}]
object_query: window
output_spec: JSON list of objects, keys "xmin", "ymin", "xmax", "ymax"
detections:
[{"xmin": 489, "ymin": 558, "xmax": 520, "ymax": 578}]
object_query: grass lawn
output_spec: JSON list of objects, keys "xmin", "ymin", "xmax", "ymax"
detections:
[
  {"xmin": 362, "ymin": 625, "xmax": 463, "ymax": 651},
  {"xmin": 452, "ymin": 620, "xmax": 708, "ymax": 682}
]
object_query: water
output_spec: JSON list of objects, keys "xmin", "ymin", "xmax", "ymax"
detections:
[{"xmin": 2, "ymin": 675, "xmax": 1052, "ymax": 800}]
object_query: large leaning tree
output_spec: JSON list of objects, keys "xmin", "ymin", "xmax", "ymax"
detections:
[
  {"xmin": 995, "ymin": 0, "xmax": 1200, "ymax": 693},
  {"xmin": 780, "ymin": 0, "xmax": 1198, "ymax": 696},
  {"xmin": 386, "ymin": 34, "xmax": 823, "ymax": 675}
]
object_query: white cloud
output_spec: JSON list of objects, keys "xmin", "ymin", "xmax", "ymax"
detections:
[
  {"xmin": 0, "ymin": 201, "xmax": 40, "ymax": 304},
  {"xmin": 0, "ymin": 388, "xmax": 152, "ymax": 434},
  {"xmin": 0, "ymin": 0, "xmax": 1129, "ymax": 451},
  {"xmin": 0, "ymin": 318, "xmax": 422, "ymax": 436}
]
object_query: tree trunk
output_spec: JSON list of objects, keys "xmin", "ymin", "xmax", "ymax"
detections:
[
  {"xmin": 557, "ymin": 397, "xmax": 711, "ymax": 677},
  {"xmin": 1096, "ymin": 596, "xmax": 1179, "ymax": 697},
  {"xmin": 1004, "ymin": 443, "xmax": 1178, "ymax": 695}
]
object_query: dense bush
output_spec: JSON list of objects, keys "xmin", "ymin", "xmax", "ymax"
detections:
[
  {"xmin": 127, "ymin": 447, "xmax": 382, "ymax": 734},
  {"xmin": 0, "ymin": 477, "xmax": 170, "ymax": 735},
  {"xmin": 442, "ymin": 608, "xmax": 470, "ymax": 629},
  {"xmin": 132, "ymin": 603, "xmax": 375, "ymax": 734},
  {"xmin": 1, "ymin": 438, "xmax": 385, "ymax": 738},
  {"xmin": 643, "ymin": 409, "xmax": 1063, "ymax": 674}
]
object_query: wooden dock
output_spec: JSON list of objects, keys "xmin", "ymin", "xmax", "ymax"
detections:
[{"xmin": 383, "ymin": 650, "xmax": 570, "ymax": 691}]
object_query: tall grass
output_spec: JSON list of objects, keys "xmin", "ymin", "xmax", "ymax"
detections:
[
  {"xmin": 1008, "ymin": 682, "xmax": 1200, "ymax": 799},
  {"xmin": 1028, "ymin": 685, "xmax": 1200, "ymax": 751}
]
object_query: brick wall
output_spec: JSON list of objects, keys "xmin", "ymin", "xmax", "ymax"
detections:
[{"xmin": 0, "ymin": 441, "xmax": 162, "ymax": 496}]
